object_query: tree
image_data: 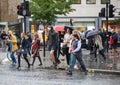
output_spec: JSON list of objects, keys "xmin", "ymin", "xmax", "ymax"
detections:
[
  {"xmin": 30, "ymin": 0, "xmax": 74, "ymax": 25},
  {"xmin": 112, "ymin": 18, "xmax": 120, "ymax": 26}
]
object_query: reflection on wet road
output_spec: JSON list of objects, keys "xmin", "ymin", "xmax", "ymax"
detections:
[{"xmin": 0, "ymin": 64, "xmax": 120, "ymax": 85}]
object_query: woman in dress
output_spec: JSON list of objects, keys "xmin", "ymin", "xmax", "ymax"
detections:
[{"xmin": 31, "ymin": 32, "xmax": 42, "ymax": 66}]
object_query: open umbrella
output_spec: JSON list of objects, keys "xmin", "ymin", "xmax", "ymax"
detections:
[
  {"xmin": 53, "ymin": 26, "xmax": 64, "ymax": 33},
  {"xmin": 64, "ymin": 26, "xmax": 74, "ymax": 31},
  {"xmin": 86, "ymin": 30, "xmax": 99, "ymax": 39},
  {"xmin": 84, "ymin": 30, "xmax": 91, "ymax": 38}
]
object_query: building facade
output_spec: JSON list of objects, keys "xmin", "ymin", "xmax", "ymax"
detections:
[
  {"xmin": 0, "ymin": 0, "xmax": 17, "ymax": 22},
  {"xmin": 57, "ymin": 0, "xmax": 120, "ymax": 29}
]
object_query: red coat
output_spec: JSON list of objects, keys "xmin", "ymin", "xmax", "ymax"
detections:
[{"xmin": 31, "ymin": 41, "xmax": 40, "ymax": 57}]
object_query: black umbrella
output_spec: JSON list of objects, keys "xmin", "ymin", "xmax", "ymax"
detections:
[
  {"xmin": 86, "ymin": 30, "xmax": 99, "ymax": 39},
  {"xmin": 84, "ymin": 30, "xmax": 91, "ymax": 38},
  {"xmin": 64, "ymin": 26, "xmax": 74, "ymax": 31}
]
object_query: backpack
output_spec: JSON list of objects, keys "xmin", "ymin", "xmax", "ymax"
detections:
[{"xmin": 109, "ymin": 37, "xmax": 114, "ymax": 46}]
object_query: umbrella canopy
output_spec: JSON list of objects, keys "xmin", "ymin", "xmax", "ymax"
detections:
[
  {"xmin": 86, "ymin": 30, "xmax": 99, "ymax": 39},
  {"xmin": 64, "ymin": 26, "xmax": 74, "ymax": 31},
  {"xmin": 84, "ymin": 30, "xmax": 91, "ymax": 38},
  {"xmin": 53, "ymin": 26, "xmax": 64, "ymax": 33}
]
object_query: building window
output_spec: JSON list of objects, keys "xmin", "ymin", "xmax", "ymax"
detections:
[
  {"xmin": 86, "ymin": 0, "xmax": 96, "ymax": 4},
  {"xmin": 73, "ymin": 0, "xmax": 81, "ymax": 4},
  {"xmin": 101, "ymin": 0, "xmax": 110, "ymax": 4}
]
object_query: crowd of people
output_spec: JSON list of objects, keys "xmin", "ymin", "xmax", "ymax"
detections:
[{"xmin": 0, "ymin": 26, "xmax": 119, "ymax": 75}]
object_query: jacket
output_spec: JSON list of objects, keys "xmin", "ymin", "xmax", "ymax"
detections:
[{"xmin": 8, "ymin": 31, "xmax": 18, "ymax": 52}]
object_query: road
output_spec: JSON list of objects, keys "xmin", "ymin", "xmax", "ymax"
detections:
[
  {"xmin": 0, "ymin": 63, "xmax": 120, "ymax": 85},
  {"xmin": 0, "ymin": 49, "xmax": 120, "ymax": 85}
]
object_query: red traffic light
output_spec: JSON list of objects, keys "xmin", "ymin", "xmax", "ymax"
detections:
[{"xmin": 17, "ymin": 5, "xmax": 22, "ymax": 10}]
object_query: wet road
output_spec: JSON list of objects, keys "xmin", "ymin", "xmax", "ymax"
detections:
[{"xmin": 0, "ymin": 64, "xmax": 120, "ymax": 85}]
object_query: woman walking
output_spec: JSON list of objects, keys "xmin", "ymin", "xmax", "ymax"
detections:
[
  {"xmin": 31, "ymin": 33, "xmax": 42, "ymax": 66},
  {"xmin": 94, "ymin": 34, "xmax": 106, "ymax": 61},
  {"xmin": 17, "ymin": 33, "xmax": 30, "ymax": 69}
]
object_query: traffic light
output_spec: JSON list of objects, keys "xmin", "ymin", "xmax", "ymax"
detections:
[
  {"xmin": 99, "ymin": 8, "xmax": 105, "ymax": 17},
  {"xmin": 24, "ymin": 1, "xmax": 31, "ymax": 16},
  {"xmin": 109, "ymin": 4, "xmax": 115, "ymax": 18},
  {"xmin": 17, "ymin": 3, "xmax": 24, "ymax": 16},
  {"xmin": 17, "ymin": 1, "xmax": 31, "ymax": 16}
]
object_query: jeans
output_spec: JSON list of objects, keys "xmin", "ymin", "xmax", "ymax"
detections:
[
  {"xmin": 27, "ymin": 47, "xmax": 31, "ymax": 56},
  {"xmin": 68, "ymin": 52, "xmax": 87, "ymax": 72},
  {"xmin": 1, "ymin": 40, "xmax": 6, "ymax": 51},
  {"xmin": 10, "ymin": 51, "xmax": 16, "ymax": 64}
]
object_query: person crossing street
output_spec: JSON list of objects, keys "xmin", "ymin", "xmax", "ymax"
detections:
[{"xmin": 67, "ymin": 34, "xmax": 87, "ymax": 75}]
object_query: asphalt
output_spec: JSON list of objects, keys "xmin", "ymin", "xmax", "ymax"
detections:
[{"xmin": 0, "ymin": 47, "xmax": 120, "ymax": 75}]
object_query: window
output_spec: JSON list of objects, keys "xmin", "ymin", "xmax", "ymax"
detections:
[
  {"xmin": 101, "ymin": 0, "xmax": 110, "ymax": 4},
  {"xmin": 86, "ymin": 0, "xmax": 96, "ymax": 4},
  {"xmin": 73, "ymin": 0, "xmax": 81, "ymax": 4}
]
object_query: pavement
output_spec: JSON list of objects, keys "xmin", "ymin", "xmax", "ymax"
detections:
[{"xmin": 1, "ymin": 47, "xmax": 120, "ymax": 75}]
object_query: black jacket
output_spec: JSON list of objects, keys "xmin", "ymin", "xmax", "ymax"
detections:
[{"xmin": 21, "ymin": 38, "xmax": 28, "ymax": 49}]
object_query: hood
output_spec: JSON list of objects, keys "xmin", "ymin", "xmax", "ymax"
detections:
[{"xmin": 8, "ymin": 30, "xmax": 13, "ymax": 35}]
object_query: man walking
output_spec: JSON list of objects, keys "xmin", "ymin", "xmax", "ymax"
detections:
[{"xmin": 47, "ymin": 27, "xmax": 60, "ymax": 68}]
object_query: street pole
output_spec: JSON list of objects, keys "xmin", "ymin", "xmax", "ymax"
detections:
[
  {"xmin": 23, "ymin": 0, "xmax": 26, "ymax": 33},
  {"xmin": 106, "ymin": 3, "xmax": 109, "ymax": 53}
]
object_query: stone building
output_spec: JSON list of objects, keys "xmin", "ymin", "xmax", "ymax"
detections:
[{"xmin": 0, "ymin": 0, "xmax": 18, "ymax": 22}]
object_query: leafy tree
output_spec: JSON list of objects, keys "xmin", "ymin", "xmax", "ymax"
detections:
[
  {"xmin": 112, "ymin": 18, "xmax": 120, "ymax": 26},
  {"xmin": 30, "ymin": 0, "xmax": 74, "ymax": 25}
]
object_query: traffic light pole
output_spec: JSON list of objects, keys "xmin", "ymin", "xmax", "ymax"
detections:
[
  {"xmin": 24, "ymin": 15, "xmax": 26, "ymax": 33},
  {"xmin": 23, "ymin": 0, "xmax": 26, "ymax": 33},
  {"xmin": 106, "ymin": 3, "xmax": 109, "ymax": 53}
]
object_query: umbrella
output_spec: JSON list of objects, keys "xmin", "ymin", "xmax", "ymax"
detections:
[
  {"xmin": 84, "ymin": 30, "xmax": 91, "ymax": 38},
  {"xmin": 53, "ymin": 26, "xmax": 64, "ymax": 33},
  {"xmin": 64, "ymin": 26, "xmax": 74, "ymax": 31},
  {"xmin": 86, "ymin": 30, "xmax": 99, "ymax": 39}
]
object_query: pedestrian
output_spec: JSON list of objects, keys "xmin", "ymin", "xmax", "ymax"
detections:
[
  {"xmin": 6, "ymin": 30, "xmax": 18, "ymax": 65},
  {"xmin": 0, "ymin": 31, "xmax": 7, "ymax": 51},
  {"xmin": 99, "ymin": 29, "xmax": 107, "ymax": 53},
  {"xmin": 47, "ymin": 26, "xmax": 60, "ymax": 68},
  {"xmin": 109, "ymin": 29, "xmax": 119, "ymax": 64},
  {"xmin": 94, "ymin": 34, "xmax": 106, "ymax": 61},
  {"xmin": 31, "ymin": 32, "xmax": 42, "ymax": 66},
  {"xmin": 26, "ymin": 32, "xmax": 32, "ymax": 57},
  {"xmin": 63, "ymin": 29, "xmax": 72, "ymax": 66},
  {"xmin": 67, "ymin": 34, "xmax": 87, "ymax": 75},
  {"xmin": 58, "ymin": 31, "xmax": 64, "ymax": 57},
  {"xmin": 17, "ymin": 33, "xmax": 30, "ymax": 69}
]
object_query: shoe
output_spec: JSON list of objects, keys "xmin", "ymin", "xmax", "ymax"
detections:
[
  {"xmin": 84, "ymin": 71, "xmax": 88, "ymax": 75},
  {"xmin": 66, "ymin": 71, "xmax": 72, "ymax": 75},
  {"xmin": 17, "ymin": 66, "xmax": 20, "ymax": 69},
  {"xmin": 12, "ymin": 62, "xmax": 16, "ymax": 66},
  {"xmin": 30, "ymin": 64, "xmax": 33, "ymax": 66},
  {"xmin": 38, "ymin": 63, "xmax": 42, "ymax": 66},
  {"xmin": 57, "ymin": 61, "xmax": 61, "ymax": 65},
  {"xmin": 28, "ymin": 64, "xmax": 30, "ymax": 68}
]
